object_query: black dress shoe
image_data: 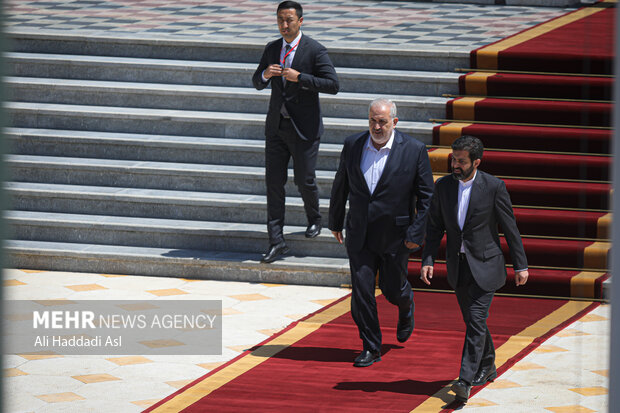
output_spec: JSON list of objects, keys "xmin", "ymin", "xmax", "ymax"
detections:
[
  {"xmin": 305, "ymin": 223, "xmax": 322, "ymax": 238},
  {"xmin": 396, "ymin": 316, "xmax": 414, "ymax": 343},
  {"xmin": 451, "ymin": 379, "xmax": 471, "ymax": 402},
  {"xmin": 261, "ymin": 242, "xmax": 289, "ymax": 263},
  {"xmin": 353, "ymin": 350, "xmax": 381, "ymax": 367},
  {"xmin": 472, "ymin": 365, "xmax": 497, "ymax": 386}
]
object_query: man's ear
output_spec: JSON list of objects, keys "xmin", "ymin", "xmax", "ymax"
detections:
[
  {"xmin": 473, "ymin": 158, "xmax": 481, "ymax": 168},
  {"xmin": 393, "ymin": 117, "xmax": 399, "ymax": 127}
]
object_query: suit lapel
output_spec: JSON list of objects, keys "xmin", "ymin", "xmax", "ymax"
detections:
[
  {"xmin": 289, "ymin": 34, "xmax": 306, "ymax": 70},
  {"xmin": 285, "ymin": 35, "xmax": 306, "ymax": 92},
  {"xmin": 447, "ymin": 177, "xmax": 459, "ymax": 228},
  {"xmin": 353, "ymin": 133, "xmax": 371, "ymax": 196},
  {"xmin": 463, "ymin": 171, "xmax": 484, "ymax": 229},
  {"xmin": 271, "ymin": 39, "xmax": 285, "ymax": 90}
]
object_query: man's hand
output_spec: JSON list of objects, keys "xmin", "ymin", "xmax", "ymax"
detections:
[
  {"xmin": 421, "ymin": 265, "xmax": 433, "ymax": 285},
  {"xmin": 404, "ymin": 241, "xmax": 420, "ymax": 250},
  {"xmin": 332, "ymin": 231, "xmax": 343, "ymax": 244},
  {"xmin": 264, "ymin": 64, "xmax": 283, "ymax": 79},
  {"xmin": 515, "ymin": 270, "xmax": 529, "ymax": 286},
  {"xmin": 282, "ymin": 68, "xmax": 300, "ymax": 82}
]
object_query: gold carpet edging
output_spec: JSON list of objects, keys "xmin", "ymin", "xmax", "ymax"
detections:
[
  {"xmin": 583, "ymin": 241, "xmax": 611, "ymax": 269},
  {"xmin": 597, "ymin": 213, "xmax": 612, "ymax": 239},
  {"xmin": 428, "ymin": 148, "xmax": 452, "ymax": 173},
  {"xmin": 149, "ymin": 297, "xmax": 352, "ymax": 412},
  {"xmin": 475, "ymin": 6, "xmax": 608, "ymax": 69},
  {"xmin": 463, "ymin": 72, "xmax": 496, "ymax": 95},
  {"xmin": 438, "ymin": 122, "xmax": 472, "ymax": 146},
  {"xmin": 451, "ymin": 97, "xmax": 485, "ymax": 120},
  {"xmin": 411, "ymin": 300, "xmax": 594, "ymax": 412},
  {"xmin": 571, "ymin": 271, "xmax": 607, "ymax": 298}
]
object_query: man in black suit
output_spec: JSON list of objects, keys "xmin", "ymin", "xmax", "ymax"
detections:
[
  {"xmin": 329, "ymin": 99, "xmax": 434, "ymax": 367},
  {"xmin": 252, "ymin": 1, "xmax": 339, "ymax": 263},
  {"xmin": 421, "ymin": 135, "xmax": 529, "ymax": 402}
]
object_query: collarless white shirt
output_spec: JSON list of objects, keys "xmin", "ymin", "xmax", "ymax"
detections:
[
  {"xmin": 458, "ymin": 170, "xmax": 477, "ymax": 252},
  {"xmin": 360, "ymin": 131, "xmax": 395, "ymax": 195}
]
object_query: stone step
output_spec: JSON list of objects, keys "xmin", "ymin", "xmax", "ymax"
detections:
[
  {"xmin": 7, "ymin": 182, "xmax": 327, "ymax": 226},
  {"xmin": 6, "ymin": 155, "xmax": 336, "ymax": 197},
  {"xmin": 5, "ymin": 240, "xmax": 351, "ymax": 286},
  {"xmin": 6, "ymin": 76, "xmax": 448, "ymax": 121},
  {"xmin": 9, "ymin": 182, "xmax": 605, "ymax": 240},
  {"xmin": 6, "ymin": 102, "xmax": 434, "ymax": 144},
  {"xmin": 7, "ymin": 29, "xmax": 470, "ymax": 71},
  {"xmin": 6, "ymin": 210, "xmax": 349, "ymax": 259},
  {"xmin": 6, "ymin": 128, "xmax": 342, "ymax": 170},
  {"xmin": 6, "ymin": 52, "xmax": 460, "ymax": 96}
]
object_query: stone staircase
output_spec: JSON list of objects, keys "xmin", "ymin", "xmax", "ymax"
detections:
[{"xmin": 5, "ymin": 31, "xmax": 466, "ymax": 286}]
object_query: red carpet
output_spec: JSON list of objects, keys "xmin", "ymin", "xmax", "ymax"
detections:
[
  {"xmin": 471, "ymin": 2, "xmax": 615, "ymax": 74},
  {"xmin": 429, "ymin": 148, "xmax": 610, "ymax": 180},
  {"xmin": 502, "ymin": 176, "xmax": 609, "ymax": 210},
  {"xmin": 145, "ymin": 292, "xmax": 599, "ymax": 412},
  {"xmin": 140, "ymin": 7, "xmax": 609, "ymax": 413},
  {"xmin": 426, "ymin": 1, "xmax": 612, "ymax": 299},
  {"xmin": 433, "ymin": 123, "xmax": 611, "ymax": 154},
  {"xmin": 407, "ymin": 262, "xmax": 608, "ymax": 299},
  {"xmin": 459, "ymin": 72, "xmax": 613, "ymax": 100},
  {"xmin": 511, "ymin": 208, "xmax": 609, "ymax": 239},
  {"xmin": 410, "ymin": 236, "xmax": 609, "ymax": 271},
  {"xmin": 446, "ymin": 97, "xmax": 611, "ymax": 127}
]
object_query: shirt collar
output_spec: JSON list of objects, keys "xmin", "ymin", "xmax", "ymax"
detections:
[
  {"xmin": 282, "ymin": 31, "xmax": 302, "ymax": 48},
  {"xmin": 365, "ymin": 130, "xmax": 395, "ymax": 152},
  {"xmin": 459, "ymin": 170, "xmax": 477, "ymax": 189}
]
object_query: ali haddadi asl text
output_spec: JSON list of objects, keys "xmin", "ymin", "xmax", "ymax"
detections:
[{"xmin": 34, "ymin": 335, "xmax": 121, "ymax": 348}]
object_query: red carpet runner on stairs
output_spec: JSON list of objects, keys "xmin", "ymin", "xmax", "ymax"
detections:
[
  {"xmin": 145, "ymin": 5, "xmax": 612, "ymax": 412},
  {"xmin": 423, "ymin": 0, "xmax": 614, "ymax": 299},
  {"xmin": 145, "ymin": 292, "xmax": 599, "ymax": 412}
]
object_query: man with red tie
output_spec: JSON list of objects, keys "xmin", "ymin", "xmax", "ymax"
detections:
[{"xmin": 252, "ymin": 1, "xmax": 339, "ymax": 263}]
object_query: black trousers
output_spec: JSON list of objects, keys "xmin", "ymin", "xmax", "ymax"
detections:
[
  {"xmin": 348, "ymin": 244, "xmax": 414, "ymax": 352},
  {"xmin": 265, "ymin": 117, "xmax": 321, "ymax": 245},
  {"xmin": 454, "ymin": 255, "xmax": 496, "ymax": 383}
]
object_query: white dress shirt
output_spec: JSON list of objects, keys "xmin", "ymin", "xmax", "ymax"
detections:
[
  {"xmin": 457, "ymin": 170, "xmax": 477, "ymax": 252},
  {"xmin": 360, "ymin": 131, "xmax": 395, "ymax": 195},
  {"xmin": 261, "ymin": 31, "xmax": 302, "ymax": 82}
]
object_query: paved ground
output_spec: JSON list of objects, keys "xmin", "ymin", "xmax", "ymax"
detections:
[
  {"xmin": 6, "ymin": 0, "xmax": 573, "ymax": 49},
  {"xmin": 3, "ymin": 268, "xmax": 610, "ymax": 412},
  {"xmin": 2, "ymin": 268, "xmax": 350, "ymax": 412},
  {"xmin": 4, "ymin": 0, "xmax": 610, "ymax": 412}
]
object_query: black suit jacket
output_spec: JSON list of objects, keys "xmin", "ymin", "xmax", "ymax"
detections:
[
  {"xmin": 252, "ymin": 34, "xmax": 339, "ymax": 141},
  {"xmin": 328, "ymin": 130, "xmax": 434, "ymax": 254},
  {"xmin": 422, "ymin": 170, "xmax": 528, "ymax": 292}
]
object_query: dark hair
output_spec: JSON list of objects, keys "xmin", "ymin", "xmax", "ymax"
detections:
[
  {"xmin": 277, "ymin": 1, "xmax": 303, "ymax": 18},
  {"xmin": 451, "ymin": 135, "xmax": 484, "ymax": 162}
]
